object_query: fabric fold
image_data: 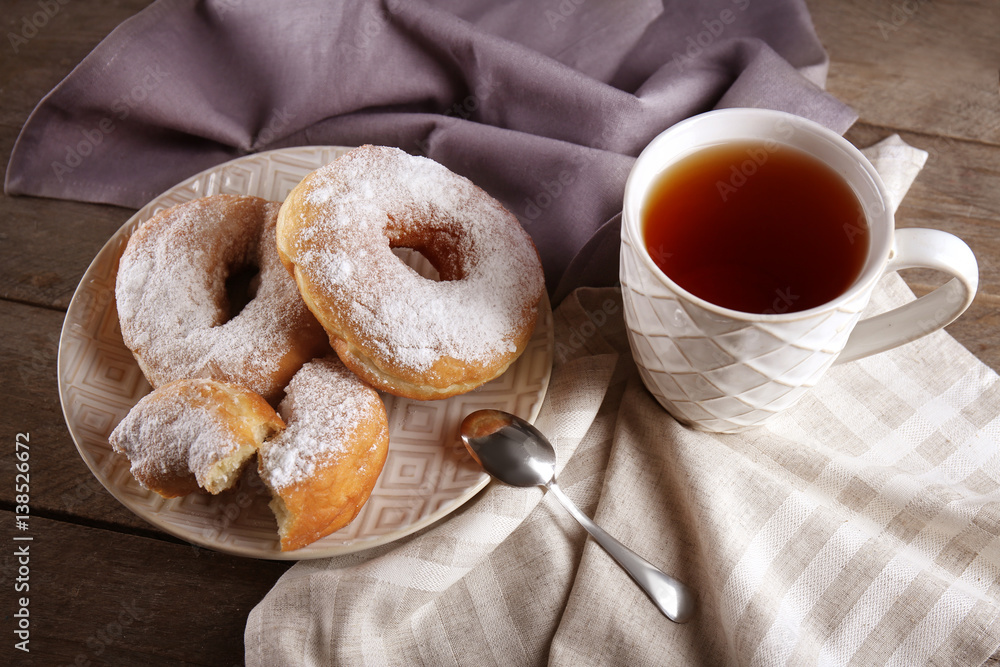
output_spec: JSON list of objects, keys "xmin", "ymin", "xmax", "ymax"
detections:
[
  {"xmin": 5, "ymin": 0, "xmax": 854, "ymax": 298},
  {"xmin": 246, "ymin": 342, "xmax": 619, "ymax": 666}
]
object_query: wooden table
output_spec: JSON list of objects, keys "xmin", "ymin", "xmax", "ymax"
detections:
[{"xmin": 1, "ymin": 1, "xmax": 996, "ymax": 664}]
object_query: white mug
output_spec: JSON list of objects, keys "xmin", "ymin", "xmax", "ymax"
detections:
[{"xmin": 620, "ymin": 108, "xmax": 979, "ymax": 433}]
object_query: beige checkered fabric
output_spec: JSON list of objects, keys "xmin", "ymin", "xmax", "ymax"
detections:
[{"xmin": 246, "ymin": 137, "xmax": 1000, "ymax": 666}]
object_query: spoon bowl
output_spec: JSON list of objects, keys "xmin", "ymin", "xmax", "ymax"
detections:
[
  {"xmin": 460, "ymin": 409, "xmax": 696, "ymax": 623},
  {"xmin": 461, "ymin": 409, "xmax": 555, "ymax": 487}
]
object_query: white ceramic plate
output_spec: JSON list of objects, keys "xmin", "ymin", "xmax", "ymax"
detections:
[{"xmin": 57, "ymin": 146, "xmax": 554, "ymax": 560}]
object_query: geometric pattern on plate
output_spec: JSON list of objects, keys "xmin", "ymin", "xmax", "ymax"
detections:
[{"xmin": 58, "ymin": 146, "xmax": 554, "ymax": 560}]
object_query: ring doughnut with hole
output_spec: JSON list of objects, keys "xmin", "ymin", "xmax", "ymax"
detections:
[
  {"xmin": 115, "ymin": 195, "xmax": 329, "ymax": 404},
  {"xmin": 275, "ymin": 145, "xmax": 546, "ymax": 400}
]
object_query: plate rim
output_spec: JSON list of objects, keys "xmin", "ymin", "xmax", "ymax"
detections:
[{"xmin": 57, "ymin": 145, "xmax": 554, "ymax": 560}]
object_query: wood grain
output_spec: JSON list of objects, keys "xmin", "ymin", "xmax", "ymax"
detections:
[
  {"xmin": 843, "ymin": 123, "xmax": 1000, "ymax": 371},
  {"xmin": 1, "ymin": 0, "xmax": 156, "ymax": 129},
  {"xmin": 806, "ymin": 0, "xmax": 1000, "ymax": 374},
  {"xmin": 1, "ymin": 0, "xmax": 149, "ymax": 309},
  {"xmin": 0, "ymin": 511, "xmax": 291, "ymax": 666},
  {"xmin": 806, "ymin": 0, "xmax": 1000, "ymax": 146},
  {"xmin": 0, "ymin": 298, "xmax": 163, "ymax": 533}
]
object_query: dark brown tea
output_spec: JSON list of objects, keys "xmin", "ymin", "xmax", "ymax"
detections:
[{"xmin": 642, "ymin": 141, "xmax": 869, "ymax": 314}]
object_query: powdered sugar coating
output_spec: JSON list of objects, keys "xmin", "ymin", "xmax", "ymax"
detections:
[
  {"xmin": 113, "ymin": 393, "xmax": 232, "ymax": 486},
  {"xmin": 115, "ymin": 195, "xmax": 326, "ymax": 402},
  {"xmin": 279, "ymin": 146, "xmax": 545, "ymax": 378},
  {"xmin": 108, "ymin": 379, "xmax": 281, "ymax": 496},
  {"xmin": 259, "ymin": 357, "xmax": 386, "ymax": 490}
]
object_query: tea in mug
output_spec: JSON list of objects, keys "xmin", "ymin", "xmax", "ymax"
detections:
[{"xmin": 642, "ymin": 141, "xmax": 869, "ymax": 314}]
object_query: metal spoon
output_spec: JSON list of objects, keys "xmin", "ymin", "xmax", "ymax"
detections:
[{"xmin": 460, "ymin": 409, "xmax": 696, "ymax": 623}]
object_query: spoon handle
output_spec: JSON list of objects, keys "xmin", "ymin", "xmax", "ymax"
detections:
[{"xmin": 546, "ymin": 482, "xmax": 695, "ymax": 623}]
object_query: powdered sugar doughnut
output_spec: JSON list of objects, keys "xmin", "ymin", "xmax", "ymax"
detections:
[
  {"xmin": 258, "ymin": 357, "xmax": 389, "ymax": 551},
  {"xmin": 109, "ymin": 378, "xmax": 285, "ymax": 498},
  {"xmin": 116, "ymin": 195, "xmax": 329, "ymax": 404},
  {"xmin": 275, "ymin": 145, "xmax": 545, "ymax": 400}
]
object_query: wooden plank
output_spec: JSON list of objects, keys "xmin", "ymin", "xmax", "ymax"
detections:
[
  {"xmin": 0, "ymin": 298, "xmax": 285, "ymax": 545},
  {"xmin": 810, "ymin": 0, "xmax": 1000, "ymax": 373},
  {"xmin": 807, "ymin": 0, "xmax": 1000, "ymax": 146},
  {"xmin": 843, "ymin": 122, "xmax": 1000, "ymax": 373},
  {"xmin": 0, "ymin": 0, "xmax": 153, "ymax": 309},
  {"xmin": 0, "ymin": 191, "xmax": 133, "ymax": 310},
  {"xmin": 0, "ymin": 299, "xmax": 152, "ymax": 531},
  {"xmin": 0, "ymin": 511, "xmax": 291, "ymax": 665},
  {"xmin": 0, "ymin": 0, "xmax": 156, "ymax": 128},
  {"xmin": 942, "ymin": 297, "xmax": 1000, "ymax": 370}
]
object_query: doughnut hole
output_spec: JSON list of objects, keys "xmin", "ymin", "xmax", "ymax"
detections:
[
  {"xmin": 386, "ymin": 224, "xmax": 463, "ymax": 282},
  {"xmin": 222, "ymin": 263, "xmax": 261, "ymax": 324},
  {"xmin": 390, "ymin": 246, "xmax": 442, "ymax": 282},
  {"xmin": 273, "ymin": 145, "xmax": 546, "ymax": 400}
]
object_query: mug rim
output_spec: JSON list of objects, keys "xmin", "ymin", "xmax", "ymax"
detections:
[{"xmin": 622, "ymin": 107, "xmax": 895, "ymax": 322}]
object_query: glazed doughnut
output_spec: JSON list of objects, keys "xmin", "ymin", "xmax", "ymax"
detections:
[
  {"xmin": 257, "ymin": 357, "xmax": 389, "ymax": 551},
  {"xmin": 109, "ymin": 379, "xmax": 285, "ymax": 498},
  {"xmin": 275, "ymin": 145, "xmax": 546, "ymax": 400},
  {"xmin": 115, "ymin": 194, "xmax": 329, "ymax": 404}
]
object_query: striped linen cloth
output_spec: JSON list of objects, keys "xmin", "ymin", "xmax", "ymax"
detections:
[{"xmin": 246, "ymin": 136, "xmax": 1000, "ymax": 665}]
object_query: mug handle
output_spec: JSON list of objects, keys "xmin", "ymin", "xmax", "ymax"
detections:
[{"xmin": 835, "ymin": 228, "xmax": 979, "ymax": 365}]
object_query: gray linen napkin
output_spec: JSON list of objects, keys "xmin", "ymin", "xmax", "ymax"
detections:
[
  {"xmin": 4, "ymin": 0, "xmax": 854, "ymax": 298},
  {"xmin": 246, "ymin": 135, "xmax": 1000, "ymax": 665}
]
